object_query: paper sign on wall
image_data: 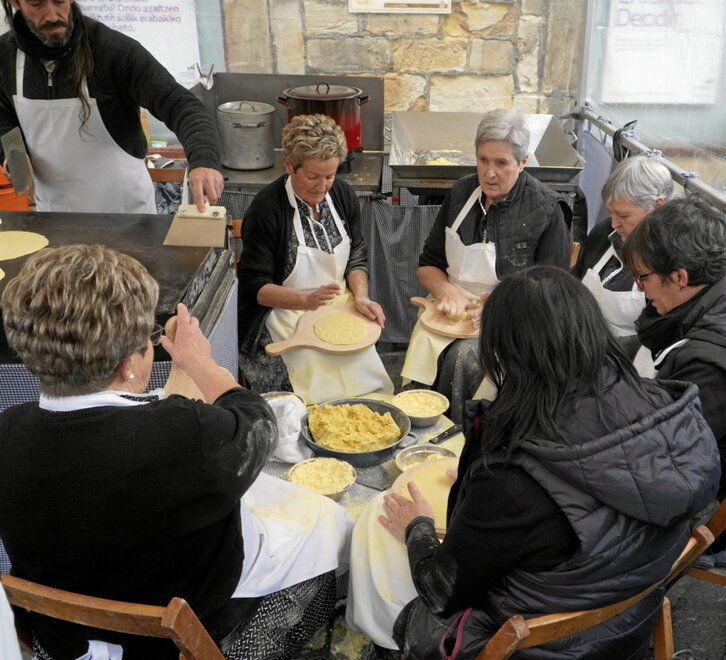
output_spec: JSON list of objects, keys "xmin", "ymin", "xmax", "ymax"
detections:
[
  {"xmin": 600, "ymin": 0, "xmax": 724, "ymax": 105},
  {"xmin": 80, "ymin": 0, "xmax": 201, "ymax": 80}
]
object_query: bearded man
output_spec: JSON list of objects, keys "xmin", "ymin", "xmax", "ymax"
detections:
[{"xmin": 0, "ymin": 0, "xmax": 224, "ymax": 213}]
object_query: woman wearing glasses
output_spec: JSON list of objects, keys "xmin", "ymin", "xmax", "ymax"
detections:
[
  {"xmin": 573, "ymin": 156, "xmax": 673, "ymax": 342},
  {"xmin": 0, "ymin": 244, "xmax": 351, "ymax": 660},
  {"xmin": 622, "ymin": 196, "xmax": 726, "ymax": 502}
]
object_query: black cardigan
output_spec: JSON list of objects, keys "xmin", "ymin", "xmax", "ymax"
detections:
[
  {"xmin": 237, "ymin": 175, "xmax": 368, "ymax": 352},
  {"xmin": 0, "ymin": 388, "xmax": 276, "ymax": 659}
]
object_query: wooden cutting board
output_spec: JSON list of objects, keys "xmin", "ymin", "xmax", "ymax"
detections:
[
  {"xmin": 411, "ymin": 296, "xmax": 479, "ymax": 339},
  {"xmin": 391, "ymin": 457, "xmax": 458, "ymax": 539},
  {"xmin": 265, "ymin": 304, "xmax": 382, "ymax": 356}
]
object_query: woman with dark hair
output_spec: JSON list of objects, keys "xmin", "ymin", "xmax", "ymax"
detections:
[
  {"xmin": 622, "ymin": 196, "xmax": 726, "ymax": 564},
  {"xmin": 347, "ymin": 266, "xmax": 719, "ymax": 659}
]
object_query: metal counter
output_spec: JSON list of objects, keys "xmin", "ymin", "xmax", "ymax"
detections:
[{"xmin": 222, "ymin": 149, "xmax": 384, "ymax": 194}]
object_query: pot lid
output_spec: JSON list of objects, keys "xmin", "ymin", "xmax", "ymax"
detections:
[
  {"xmin": 217, "ymin": 101, "xmax": 275, "ymax": 115},
  {"xmin": 282, "ymin": 82, "xmax": 363, "ymax": 100}
]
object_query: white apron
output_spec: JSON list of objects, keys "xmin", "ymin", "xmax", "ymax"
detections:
[
  {"xmin": 13, "ymin": 50, "xmax": 156, "ymax": 213},
  {"xmin": 582, "ymin": 242, "xmax": 645, "ymax": 337},
  {"xmin": 401, "ymin": 187, "xmax": 497, "ymax": 386},
  {"xmin": 345, "ymin": 492, "xmax": 417, "ymax": 649},
  {"xmin": 265, "ymin": 177, "xmax": 393, "ymax": 404},
  {"xmin": 234, "ymin": 472, "xmax": 353, "ymax": 598}
]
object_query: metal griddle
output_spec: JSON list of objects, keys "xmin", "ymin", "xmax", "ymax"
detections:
[
  {"xmin": 0, "ymin": 210, "xmax": 213, "ymax": 361},
  {"xmin": 389, "ymin": 112, "xmax": 583, "ymax": 185}
]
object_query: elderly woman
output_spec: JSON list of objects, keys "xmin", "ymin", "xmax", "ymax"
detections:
[
  {"xmin": 0, "ymin": 244, "xmax": 352, "ymax": 660},
  {"xmin": 238, "ymin": 114, "xmax": 392, "ymax": 404},
  {"xmin": 348, "ymin": 266, "xmax": 720, "ymax": 658},
  {"xmin": 622, "ymin": 197, "xmax": 726, "ymax": 564},
  {"xmin": 573, "ymin": 155, "xmax": 673, "ymax": 339},
  {"xmin": 400, "ymin": 108, "xmax": 571, "ymax": 421}
]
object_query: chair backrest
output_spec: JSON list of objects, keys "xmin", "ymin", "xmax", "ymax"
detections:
[
  {"xmin": 475, "ymin": 525, "xmax": 714, "ymax": 660},
  {"xmin": 147, "ymin": 167, "xmax": 187, "ymax": 184},
  {"xmin": 688, "ymin": 498, "xmax": 726, "ymax": 587},
  {"xmin": 569, "ymin": 241, "xmax": 581, "ymax": 269},
  {"xmin": 0, "ymin": 574, "xmax": 223, "ymax": 660}
]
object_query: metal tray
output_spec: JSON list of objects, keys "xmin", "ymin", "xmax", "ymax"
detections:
[{"xmin": 389, "ymin": 112, "xmax": 583, "ymax": 184}]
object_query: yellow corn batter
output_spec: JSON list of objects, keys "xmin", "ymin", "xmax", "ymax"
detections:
[
  {"xmin": 313, "ymin": 312, "xmax": 367, "ymax": 345},
  {"xmin": 308, "ymin": 403, "xmax": 400, "ymax": 452},
  {"xmin": 288, "ymin": 458, "xmax": 356, "ymax": 495},
  {"xmin": 393, "ymin": 391, "xmax": 447, "ymax": 417}
]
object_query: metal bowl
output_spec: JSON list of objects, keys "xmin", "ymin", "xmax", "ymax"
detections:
[
  {"xmin": 287, "ymin": 457, "xmax": 357, "ymax": 501},
  {"xmin": 395, "ymin": 444, "xmax": 457, "ymax": 472},
  {"xmin": 392, "ymin": 390, "xmax": 449, "ymax": 428},
  {"xmin": 300, "ymin": 398, "xmax": 411, "ymax": 467},
  {"xmin": 262, "ymin": 391, "xmax": 306, "ymax": 406}
]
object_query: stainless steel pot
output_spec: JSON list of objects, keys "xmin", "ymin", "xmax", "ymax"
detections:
[
  {"xmin": 278, "ymin": 82, "xmax": 369, "ymax": 152},
  {"xmin": 300, "ymin": 398, "xmax": 411, "ymax": 467},
  {"xmin": 217, "ymin": 101, "xmax": 275, "ymax": 170}
]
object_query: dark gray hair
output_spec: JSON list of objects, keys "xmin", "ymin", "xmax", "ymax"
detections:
[
  {"xmin": 474, "ymin": 108, "xmax": 530, "ymax": 161},
  {"xmin": 622, "ymin": 196, "xmax": 726, "ymax": 287},
  {"xmin": 601, "ymin": 156, "xmax": 674, "ymax": 209}
]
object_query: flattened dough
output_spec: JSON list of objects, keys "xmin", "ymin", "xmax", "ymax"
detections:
[
  {"xmin": 395, "ymin": 457, "xmax": 458, "ymax": 533},
  {"xmin": 0, "ymin": 231, "xmax": 49, "ymax": 260},
  {"xmin": 313, "ymin": 312, "xmax": 366, "ymax": 345}
]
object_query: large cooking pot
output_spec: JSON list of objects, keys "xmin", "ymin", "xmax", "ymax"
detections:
[
  {"xmin": 217, "ymin": 101, "xmax": 275, "ymax": 170},
  {"xmin": 278, "ymin": 82, "xmax": 369, "ymax": 152}
]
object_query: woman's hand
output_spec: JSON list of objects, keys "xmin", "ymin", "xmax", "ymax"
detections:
[
  {"xmin": 306, "ymin": 282, "xmax": 341, "ymax": 310},
  {"xmin": 469, "ymin": 291, "xmax": 491, "ymax": 330},
  {"xmin": 354, "ymin": 296, "xmax": 386, "ymax": 327},
  {"xmin": 159, "ymin": 303, "xmax": 211, "ymax": 372},
  {"xmin": 437, "ymin": 291, "xmax": 472, "ymax": 322},
  {"xmin": 378, "ymin": 482, "xmax": 435, "ymax": 543}
]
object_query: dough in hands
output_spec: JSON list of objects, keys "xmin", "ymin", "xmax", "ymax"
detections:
[
  {"xmin": 314, "ymin": 312, "xmax": 367, "ymax": 345},
  {"xmin": 397, "ymin": 457, "xmax": 458, "ymax": 532},
  {"xmin": 0, "ymin": 231, "xmax": 49, "ymax": 260}
]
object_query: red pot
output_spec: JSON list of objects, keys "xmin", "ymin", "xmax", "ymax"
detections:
[{"xmin": 278, "ymin": 82, "xmax": 370, "ymax": 152}]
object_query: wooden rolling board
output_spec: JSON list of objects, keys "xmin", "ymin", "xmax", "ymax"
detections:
[
  {"xmin": 265, "ymin": 304, "xmax": 381, "ymax": 356},
  {"xmin": 411, "ymin": 296, "xmax": 479, "ymax": 339},
  {"xmin": 391, "ymin": 457, "xmax": 458, "ymax": 539}
]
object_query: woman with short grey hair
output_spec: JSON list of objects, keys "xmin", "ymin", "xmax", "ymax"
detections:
[
  {"xmin": 574, "ymin": 155, "xmax": 674, "ymax": 339},
  {"xmin": 401, "ymin": 107, "xmax": 571, "ymax": 423},
  {"xmin": 474, "ymin": 107, "xmax": 530, "ymax": 161}
]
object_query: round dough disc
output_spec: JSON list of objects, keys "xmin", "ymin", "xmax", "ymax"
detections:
[
  {"xmin": 0, "ymin": 231, "xmax": 49, "ymax": 261},
  {"xmin": 313, "ymin": 312, "xmax": 366, "ymax": 345},
  {"xmin": 394, "ymin": 457, "xmax": 458, "ymax": 532}
]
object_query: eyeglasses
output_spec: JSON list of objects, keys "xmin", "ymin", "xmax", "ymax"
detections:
[
  {"xmin": 633, "ymin": 271, "xmax": 656, "ymax": 292},
  {"xmin": 150, "ymin": 324, "xmax": 164, "ymax": 346}
]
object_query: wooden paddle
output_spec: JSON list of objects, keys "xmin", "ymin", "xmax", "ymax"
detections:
[
  {"xmin": 410, "ymin": 296, "xmax": 479, "ymax": 339},
  {"xmin": 265, "ymin": 304, "xmax": 382, "ymax": 356}
]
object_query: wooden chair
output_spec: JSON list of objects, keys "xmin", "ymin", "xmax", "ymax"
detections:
[
  {"xmin": 474, "ymin": 525, "xmax": 714, "ymax": 660},
  {"xmin": 687, "ymin": 498, "xmax": 726, "ymax": 587},
  {"xmin": 569, "ymin": 241, "xmax": 581, "ymax": 269},
  {"xmin": 147, "ymin": 166, "xmax": 187, "ymax": 184},
  {"xmin": 0, "ymin": 574, "xmax": 223, "ymax": 660}
]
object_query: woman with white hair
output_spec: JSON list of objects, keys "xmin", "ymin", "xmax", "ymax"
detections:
[
  {"xmin": 401, "ymin": 108, "xmax": 571, "ymax": 422},
  {"xmin": 573, "ymin": 155, "xmax": 674, "ymax": 339}
]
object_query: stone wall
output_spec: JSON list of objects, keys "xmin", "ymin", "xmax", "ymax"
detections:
[{"xmin": 222, "ymin": 0, "xmax": 585, "ymax": 116}]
